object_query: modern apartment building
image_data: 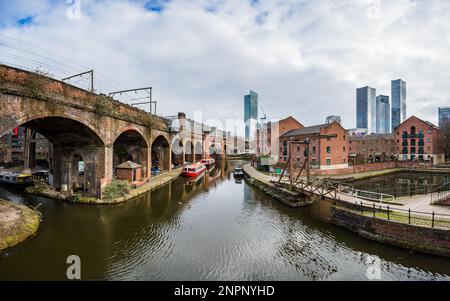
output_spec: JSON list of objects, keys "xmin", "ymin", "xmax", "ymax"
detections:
[
  {"xmin": 376, "ymin": 95, "xmax": 390, "ymax": 134},
  {"xmin": 356, "ymin": 86, "xmax": 377, "ymax": 134},
  {"xmin": 391, "ymin": 79, "xmax": 407, "ymax": 132}
]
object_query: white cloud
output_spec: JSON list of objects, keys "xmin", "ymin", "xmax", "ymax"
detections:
[{"xmin": 0, "ymin": 0, "xmax": 449, "ymax": 135}]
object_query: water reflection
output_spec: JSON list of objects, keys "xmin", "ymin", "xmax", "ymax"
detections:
[
  {"xmin": 0, "ymin": 161, "xmax": 449, "ymax": 280},
  {"xmin": 352, "ymin": 172, "xmax": 450, "ymax": 197}
]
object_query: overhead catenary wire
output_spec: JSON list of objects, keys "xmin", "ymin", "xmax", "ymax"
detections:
[
  {"xmin": 0, "ymin": 34, "xmax": 158, "ymax": 114},
  {"xmin": 0, "ymin": 38, "xmax": 119, "ymax": 93},
  {"xmin": 0, "ymin": 33, "xmax": 122, "ymax": 89}
]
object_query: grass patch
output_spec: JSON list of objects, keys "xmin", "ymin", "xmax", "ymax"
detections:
[{"xmin": 102, "ymin": 177, "xmax": 130, "ymax": 200}]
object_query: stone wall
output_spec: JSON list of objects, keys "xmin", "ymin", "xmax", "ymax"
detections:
[{"xmin": 331, "ymin": 206, "xmax": 450, "ymax": 257}]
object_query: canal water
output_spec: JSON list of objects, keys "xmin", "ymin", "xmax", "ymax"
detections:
[
  {"xmin": 1, "ymin": 161, "xmax": 450, "ymax": 281},
  {"xmin": 352, "ymin": 172, "xmax": 450, "ymax": 197}
]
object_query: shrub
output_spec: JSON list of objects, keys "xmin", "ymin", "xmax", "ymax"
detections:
[{"xmin": 103, "ymin": 177, "xmax": 130, "ymax": 200}]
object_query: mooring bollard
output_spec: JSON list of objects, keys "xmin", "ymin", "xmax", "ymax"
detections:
[
  {"xmin": 408, "ymin": 208, "xmax": 411, "ymax": 224},
  {"xmin": 432, "ymin": 212, "xmax": 435, "ymax": 228}
]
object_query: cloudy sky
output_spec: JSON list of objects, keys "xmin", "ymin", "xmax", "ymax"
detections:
[{"xmin": 0, "ymin": 0, "xmax": 449, "ymax": 134}]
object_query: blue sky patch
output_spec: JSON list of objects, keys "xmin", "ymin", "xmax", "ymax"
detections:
[
  {"xmin": 144, "ymin": 0, "xmax": 169, "ymax": 13},
  {"xmin": 17, "ymin": 16, "xmax": 34, "ymax": 26}
]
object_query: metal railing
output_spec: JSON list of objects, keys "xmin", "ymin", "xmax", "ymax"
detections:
[
  {"xmin": 430, "ymin": 182, "xmax": 450, "ymax": 204},
  {"xmin": 337, "ymin": 200, "xmax": 450, "ymax": 229},
  {"xmin": 337, "ymin": 185, "xmax": 395, "ymax": 204},
  {"xmin": 324, "ymin": 179, "xmax": 395, "ymax": 204}
]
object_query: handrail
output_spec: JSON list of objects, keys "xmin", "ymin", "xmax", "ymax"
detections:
[{"xmin": 339, "ymin": 199, "xmax": 450, "ymax": 229}]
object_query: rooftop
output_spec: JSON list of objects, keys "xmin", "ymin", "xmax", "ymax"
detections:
[
  {"xmin": 115, "ymin": 161, "xmax": 143, "ymax": 169},
  {"xmin": 282, "ymin": 123, "xmax": 328, "ymax": 137}
]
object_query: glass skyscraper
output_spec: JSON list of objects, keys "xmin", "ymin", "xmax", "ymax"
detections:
[
  {"xmin": 391, "ymin": 79, "xmax": 406, "ymax": 131},
  {"xmin": 244, "ymin": 90, "xmax": 258, "ymax": 140},
  {"xmin": 439, "ymin": 107, "xmax": 450, "ymax": 128},
  {"xmin": 376, "ymin": 95, "xmax": 390, "ymax": 134},
  {"xmin": 356, "ymin": 86, "xmax": 376, "ymax": 134}
]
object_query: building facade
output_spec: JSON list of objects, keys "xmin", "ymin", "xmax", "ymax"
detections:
[
  {"xmin": 376, "ymin": 95, "xmax": 390, "ymax": 134},
  {"xmin": 438, "ymin": 107, "xmax": 450, "ymax": 128},
  {"xmin": 279, "ymin": 122, "xmax": 349, "ymax": 171},
  {"xmin": 256, "ymin": 116, "xmax": 303, "ymax": 157},
  {"xmin": 391, "ymin": 79, "xmax": 407, "ymax": 132},
  {"xmin": 356, "ymin": 86, "xmax": 377, "ymax": 134},
  {"xmin": 394, "ymin": 116, "xmax": 444, "ymax": 164},
  {"xmin": 348, "ymin": 134, "xmax": 395, "ymax": 165},
  {"xmin": 244, "ymin": 90, "xmax": 258, "ymax": 141}
]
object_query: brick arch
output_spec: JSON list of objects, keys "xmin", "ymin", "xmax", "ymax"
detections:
[
  {"xmin": 1, "ymin": 112, "xmax": 107, "ymax": 146},
  {"xmin": 150, "ymin": 130, "xmax": 171, "ymax": 147},
  {"xmin": 112, "ymin": 126, "xmax": 150, "ymax": 147}
]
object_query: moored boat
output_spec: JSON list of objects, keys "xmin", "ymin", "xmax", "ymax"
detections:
[
  {"xmin": 200, "ymin": 158, "xmax": 215, "ymax": 167},
  {"xmin": 182, "ymin": 162, "xmax": 207, "ymax": 177},
  {"xmin": 233, "ymin": 166, "xmax": 244, "ymax": 177},
  {"xmin": 0, "ymin": 171, "xmax": 33, "ymax": 186}
]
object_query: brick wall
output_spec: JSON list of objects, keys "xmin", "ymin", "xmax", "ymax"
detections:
[{"xmin": 331, "ymin": 206, "xmax": 450, "ymax": 257}]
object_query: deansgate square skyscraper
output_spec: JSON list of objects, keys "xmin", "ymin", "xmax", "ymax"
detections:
[
  {"xmin": 356, "ymin": 86, "xmax": 376, "ymax": 134},
  {"xmin": 376, "ymin": 95, "xmax": 390, "ymax": 134},
  {"xmin": 244, "ymin": 90, "xmax": 258, "ymax": 140},
  {"xmin": 391, "ymin": 79, "xmax": 406, "ymax": 132}
]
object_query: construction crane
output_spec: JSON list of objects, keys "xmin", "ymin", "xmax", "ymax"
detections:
[{"xmin": 260, "ymin": 105, "xmax": 268, "ymax": 123}]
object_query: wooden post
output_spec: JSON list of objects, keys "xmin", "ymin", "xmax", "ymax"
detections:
[
  {"xmin": 387, "ymin": 205, "xmax": 390, "ymax": 220},
  {"xmin": 373, "ymin": 203, "xmax": 376, "ymax": 218},
  {"xmin": 408, "ymin": 208, "xmax": 411, "ymax": 224},
  {"xmin": 432, "ymin": 212, "xmax": 435, "ymax": 228}
]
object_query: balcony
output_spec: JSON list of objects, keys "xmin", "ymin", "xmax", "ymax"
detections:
[{"xmin": 402, "ymin": 133, "xmax": 424, "ymax": 139}]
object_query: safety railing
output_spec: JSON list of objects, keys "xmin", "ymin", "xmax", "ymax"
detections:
[
  {"xmin": 336, "ymin": 200, "xmax": 450, "ymax": 229},
  {"xmin": 337, "ymin": 186, "xmax": 395, "ymax": 204},
  {"xmin": 430, "ymin": 182, "xmax": 450, "ymax": 205}
]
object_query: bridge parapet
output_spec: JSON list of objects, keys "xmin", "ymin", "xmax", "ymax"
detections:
[{"xmin": 0, "ymin": 64, "xmax": 169, "ymax": 134}]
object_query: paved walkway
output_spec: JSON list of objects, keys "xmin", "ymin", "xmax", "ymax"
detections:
[
  {"xmin": 244, "ymin": 164, "xmax": 450, "ymax": 217},
  {"xmin": 103, "ymin": 168, "xmax": 183, "ymax": 204}
]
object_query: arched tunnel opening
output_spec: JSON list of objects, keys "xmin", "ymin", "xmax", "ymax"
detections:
[
  {"xmin": 113, "ymin": 130, "xmax": 149, "ymax": 181},
  {"xmin": 151, "ymin": 135, "xmax": 170, "ymax": 174},
  {"xmin": 15, "ymin": 117, "xmax": 105, "ymax": 196},
  {"xmin": 0, "ymin": 126, "xmax": 51, "ymax": 170}
]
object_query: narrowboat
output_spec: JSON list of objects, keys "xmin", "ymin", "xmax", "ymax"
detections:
[
  {"xmin": 0, "ymin": 171, "xmax": 33, "ymax": 186},
  {"xmin": 200, "ymin": 158, "xmax": 215, "ymax": 167},
  {"xmin": 182, "ymin": 162, "xmax": 207, "ymax": 177},
  {"xmin": 233, "ymin": 166, "xmax": 244, "ymax": 177}
]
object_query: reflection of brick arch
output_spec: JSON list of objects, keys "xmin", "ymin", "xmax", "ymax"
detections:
[{"xmin": 0, "ymin": 113, "xmax": 107, "ymax": 145}]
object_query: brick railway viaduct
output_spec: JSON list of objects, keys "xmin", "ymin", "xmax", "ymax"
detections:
[{"xmin": 0, "ymin": 64, "xmax": 240, "ymax": 198}]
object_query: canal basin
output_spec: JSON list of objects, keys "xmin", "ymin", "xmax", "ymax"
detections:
[{"xmin": 0, "ymin": 161, "xmax": 449, "ymax": 280}]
